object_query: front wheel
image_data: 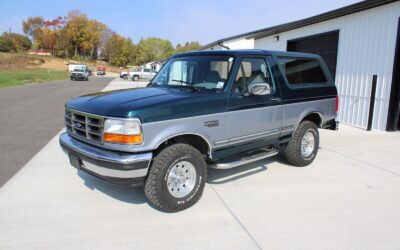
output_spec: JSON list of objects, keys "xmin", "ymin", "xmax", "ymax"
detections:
[
  {"xmin": 282, "ymin": 121, "xmax": 319, "ymax": 167},
  {"xmin": 144, "ymin": 143, "xmax": 207, "ymax": 212},
  {"xmin": 133, "ymin": 75, "xmax": 139, "ymax": 81}
]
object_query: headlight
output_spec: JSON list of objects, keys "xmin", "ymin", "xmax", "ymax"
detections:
[{"xmin": 103, "ymin": 119, "xmax": 143, "ymax": 144}]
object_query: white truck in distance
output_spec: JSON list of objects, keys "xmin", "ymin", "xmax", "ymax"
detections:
[{"xmin": 129, "ymin": 68, "xmax": 157, "ymax": 81}]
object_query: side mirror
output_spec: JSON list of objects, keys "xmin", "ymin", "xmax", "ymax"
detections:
[{"xmin": 249, "ymin": 82, "xmax": 271, "ymax": 96}]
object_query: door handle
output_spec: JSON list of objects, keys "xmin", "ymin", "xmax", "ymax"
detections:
[{"xmin": 271, "ymin": 97, "xmax": 281, "ymax": 102}]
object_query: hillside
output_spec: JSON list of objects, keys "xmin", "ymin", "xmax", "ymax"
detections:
[{"xmin": 0, "ymin": 52, "xmax": 122, "ymax": 72}]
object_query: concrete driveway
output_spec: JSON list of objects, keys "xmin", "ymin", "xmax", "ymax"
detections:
[{"xmin": 1, "ymin": 79, "xmax": 400, "ymax": 249}]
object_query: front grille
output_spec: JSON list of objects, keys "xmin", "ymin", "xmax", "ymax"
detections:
[{"xmin": 65, "ymin": 109, "xmax": 104, "ymax": 143}]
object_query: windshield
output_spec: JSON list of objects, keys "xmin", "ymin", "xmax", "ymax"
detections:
[
  {"xmin": 74, "ymin": 69, "xmax": 85, "ymax": 72},
  {"xmin": 151, "ymin": 56, "xmax": 235, "ymax": 90}
]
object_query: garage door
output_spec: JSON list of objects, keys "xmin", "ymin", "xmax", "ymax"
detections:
[{"xmin": 287, "ymin": 30, "xmax": 339, "ymax": 79}]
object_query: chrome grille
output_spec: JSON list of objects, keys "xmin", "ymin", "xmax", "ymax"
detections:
[{"xmin": 64, "ymin": 109, "xmax": 104, "ymax": 143}]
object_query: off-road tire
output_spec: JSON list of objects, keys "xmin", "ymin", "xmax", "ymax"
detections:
[
  {"xmin": 282, "ymin": 121, "xmax": 319, "ymax": 167},
  {"xmin": 144, "ymin": 143, "xmax": 207, "ymax": 212},
  {"xmin": 133, "ymin": 75, "xmax": 139, "ymax": 81}
]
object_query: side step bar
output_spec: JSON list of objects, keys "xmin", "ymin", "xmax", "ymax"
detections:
[{"xmin": 210, "ymin": 149, "xmax": 279, "ymax": 170}]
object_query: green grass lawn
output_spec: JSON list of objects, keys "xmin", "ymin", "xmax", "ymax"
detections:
[{"xmin": 0, "ymin": 70, "xmax": 69, "ymax": 88}]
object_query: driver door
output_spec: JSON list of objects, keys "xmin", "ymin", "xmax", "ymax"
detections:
[{"xmin": 227, "ymin": 56, "xmax": 282, "ymax": 148}]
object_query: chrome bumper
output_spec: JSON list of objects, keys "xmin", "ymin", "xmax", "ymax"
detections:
[{"xmin": 59, "ymin": 132, "xmax": 152, "ymax": 180}]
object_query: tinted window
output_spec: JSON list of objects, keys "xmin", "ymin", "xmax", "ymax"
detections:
[
  {"xmin": 278, "ymin": 57, "xmax": 328, "ymax": 84},
  {"xmin": 144, "ymin": 69, "xmax": 150, "ymax": 72}
]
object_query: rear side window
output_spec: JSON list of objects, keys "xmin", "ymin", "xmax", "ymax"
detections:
[{"xmin": 278, "ymin": 57, "xmax": 328, "ymax": 85}]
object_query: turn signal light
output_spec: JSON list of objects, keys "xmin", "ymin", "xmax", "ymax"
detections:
[{"xmin": 104, "ymin": 133, "xmax": 143, "ymax": 144}]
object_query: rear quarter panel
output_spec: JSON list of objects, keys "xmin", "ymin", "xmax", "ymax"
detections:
[{"xmin": 270, "ymin": 54, "xmax": 338, "ymax": 133}]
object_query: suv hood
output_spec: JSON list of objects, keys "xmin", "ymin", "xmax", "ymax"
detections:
[{"xmin": 65, "ymin": 87, "xmax": 225, "ymax": 120}]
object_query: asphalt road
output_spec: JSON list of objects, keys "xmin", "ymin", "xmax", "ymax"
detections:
[{"xmin": 0, "ymin": 77, "xmax": 113, "ymax": 187}]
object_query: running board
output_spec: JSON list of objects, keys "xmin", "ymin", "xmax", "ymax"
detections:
[{"xmin": 210, "ymin": 149, "xmax": 279, "ymax": 170}]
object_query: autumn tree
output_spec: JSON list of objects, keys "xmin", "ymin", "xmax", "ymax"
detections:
[
  {"xmin": 65, "ymin": 10, "xmax": 88, "ymax": 57},
  {"xmin": 101, "ymin": 31, "xmax": 125, "ymax": 64},
  {"xmin": 19, "ymin": 10, "xmax": 201, "ymax": 66},
  {"xmin": 0, "ymin": 32, "xmax": 31, "ymax": 52},
  {"xmin": 81, "ymin": 20, "xmax": 106, "ymax": 59},
  {"xmin": 22, "ymin": 16, "xmax": 44, "ymax": 41},
  {"xmin": 38, "ymin": 17, "xmax": 66, "ymax": 55}
]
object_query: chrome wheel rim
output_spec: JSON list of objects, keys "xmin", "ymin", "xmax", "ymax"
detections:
[
  {"xmin": 167, "ymin": 161, "xmax": 197, "ymax": 198},
  {"xmin": 301, "ymin": 130, "xmax": 315, "ymax": 158}
]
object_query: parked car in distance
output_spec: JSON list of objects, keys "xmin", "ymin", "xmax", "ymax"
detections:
[
  {"xmin": 70, "ymin": 68, "xmax": 89, "ymax": 81},
  {"xmin": 130, "ymin": 68, "xmax": 157, "ymax": 81},
  {"xmin": 97, "ymin": 66, "xmax": 106, "ymax": 75},
  {"xmin": 60, "ymin": 50, "xmax": 338, "ymax": 212}
]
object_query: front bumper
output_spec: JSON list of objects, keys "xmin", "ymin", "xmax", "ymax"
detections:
[
  {"xmin": 59, "ymin": 132, "xmax": 152, "ymax": 186},
  {"xmin": 71, "ymin": 74, "xmax": 86, "ymax": 80}
]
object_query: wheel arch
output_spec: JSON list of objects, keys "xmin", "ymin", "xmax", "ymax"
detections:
[
  {"xmin": 155, "ymin": 133, "xmax": 212, "ymax": 159},
  {"xmin": 297, "ymin": 112, "xmax": 323, "ymax": 129}
]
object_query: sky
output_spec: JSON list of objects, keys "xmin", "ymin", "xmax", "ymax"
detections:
[{"xmin": 0, "ymin": 0, "xmax": 361, "ymax": 46}]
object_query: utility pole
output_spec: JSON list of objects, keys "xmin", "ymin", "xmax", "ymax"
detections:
[{"xmin": 9, "ymin": 26, "xmax": 11, "ymax": 34}]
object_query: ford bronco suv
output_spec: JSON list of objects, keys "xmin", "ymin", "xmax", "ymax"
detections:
[{"xmin": 60, "ymin": 50, "xmax": 338, "ymax": 212}]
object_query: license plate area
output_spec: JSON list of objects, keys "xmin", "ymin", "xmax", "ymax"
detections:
[{"xmin": 68, "ymin": 153, "xmax": 82, "ymax": 169}]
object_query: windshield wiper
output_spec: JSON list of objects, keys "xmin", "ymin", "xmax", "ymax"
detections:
[
  {"xmin": 171, "ymin": 79, "xmax": 201, "ymax": 92},
  {"xmin": 171, "ymin": 79, "xmax": 189, "ymax": 85}
]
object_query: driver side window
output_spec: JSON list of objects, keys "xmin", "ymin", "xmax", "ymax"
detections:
[{"xmin": 233, "ymin": 58, "xmax": 274, "ymax": 95}]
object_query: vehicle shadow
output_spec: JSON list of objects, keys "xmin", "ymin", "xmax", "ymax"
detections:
[
  {"xmin": 76, "ymin": 155, "xmax": 293, "ymax": 204},
  {"xmin": 207, "ymin": 156, "xmax": 279, "ymax": 184},
  {"xmin": 78, "ymin": 170, "xmax": 147, "ymax": 205}
]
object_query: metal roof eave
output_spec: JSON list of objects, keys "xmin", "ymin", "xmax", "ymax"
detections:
[
  {"xmin": 201, "ymin": 0, "xmax": 398, "ymax": 49},
  {"xmin": 247, "ymin": 0, "xmax": 399, "ymax": 40}
]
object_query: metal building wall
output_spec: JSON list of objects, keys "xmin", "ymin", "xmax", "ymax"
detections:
[
  {"xmin": 254, "ymin": 2, "xmax": 400, "ymax": 130},
  {"xmin": 203, "ymin": 36, "xmax": 255, "ymax": 51}
]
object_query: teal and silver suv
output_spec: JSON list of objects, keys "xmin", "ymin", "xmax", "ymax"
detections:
[{"xmin": 60, "ymin": 50, "xmax": 338, "ymax": 212}]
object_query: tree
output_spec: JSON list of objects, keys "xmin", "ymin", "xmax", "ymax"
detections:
[
  {"xmin": 19, "ymin": 10, "xmax": 194, "ymax": 64},
  {"xmin": 0, "ymin": 32, "xmax": 31, "ymax": 52},
  {"xmin": 65, "ymin": 10, "xmax": 88, "ymax": 57},
  {"xmin": 136, "ymin": 37, "xmax": 174, "ymax": 65},
  {"xmin": 40, "ymin": 17, "xmax": 66, "ymax": 55},
  {"xmin": 81, "ymin": 20, "xmax": 106, "ymax": 59},
  {"xmin": 101, "ymin": 31, "xmax": 125, "ymax": 64},
  {"xmin": 110, "ymin": 38, "xmax": 136, "ymax": 66},
  {"xmin": 0, "ymin": 33, "xmax": 13, "ymax": 52},
  {"xmin": 175, "ymin": 41, "xmax": 202, "ymax": 53},
  {"xmin": 22, "ymin": 16, "xmax": 44, "ymax": 41},
  {"xmin": 9, "ymin": 33, "xmax": 32, "ymax": 51}
]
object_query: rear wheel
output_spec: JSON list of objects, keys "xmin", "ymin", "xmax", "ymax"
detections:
[
  {"xmin": 282, "ymin": 121, "xmax": 319, "ymax": 167},
  {"xmin": 144, "ymin": 143, "xmax": 207, "ymax": 212}
]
